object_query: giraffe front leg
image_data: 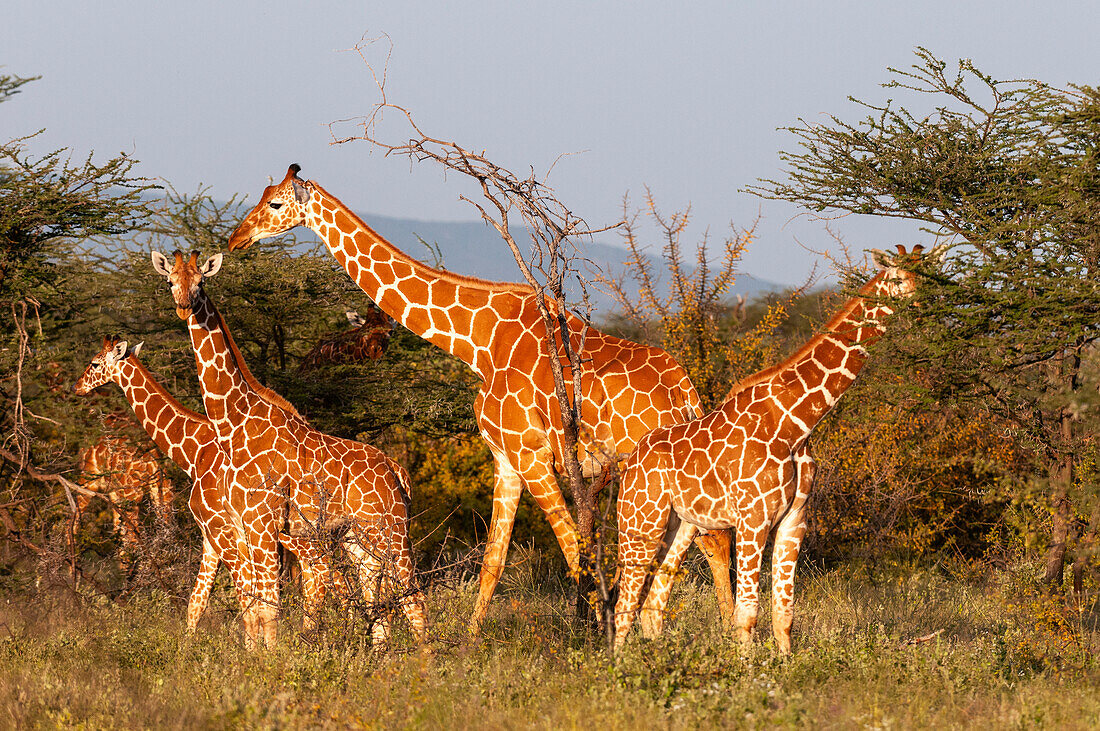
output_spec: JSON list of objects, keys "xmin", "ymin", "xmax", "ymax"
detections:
[
  {"xmin": 187, "ymin": 536, "xmax": 220, "ymax": 632},
  {"xmin": 115, "ymin": 501, "xmax": 141, "ymax": 578},
  {"xmin": 771, "ymin": 446, "xmax": 815, "ymax": 654},
  {"xmin": 469, "ymin": 451, "xmax": 523, "ymax": 635},
  {"xmin": 692, "ymin": 529, "xmax": 735, "ymax": 630},
  {"xmin": 734, "ymin": 523, "xmax": 769, "ymax": 647},
  {"xmin": 239, "ymin": 501, "xmax": 281, "ymax": 650},
  {"xmin": 279, "ymin": 533, "xmax": 329, "ymax": 632},
  {"xmin": 639, "ymin": 517, "xmax": 699, "ymax": 639}
]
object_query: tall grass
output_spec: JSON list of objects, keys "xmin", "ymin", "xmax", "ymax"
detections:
[{"xmin": 1, "ymin": 553, "xmax": 1098, "ymax": 729}]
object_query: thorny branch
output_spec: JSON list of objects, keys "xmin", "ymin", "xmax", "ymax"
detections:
[{"xmin": 330, "ymin": 37, "xmax": 621, "ymax": 630}]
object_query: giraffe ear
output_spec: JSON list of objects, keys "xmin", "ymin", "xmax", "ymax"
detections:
[
  {"xmin": 151, "ymin": 251, "xmax": 173, "ymax": 277},
  {"xmin": 291, "ymin": 178, "xmax": 311, "ymax": 205},
  {"xmin": 111, "ymin": 340, "xmax": 128, "ymax": 362},
  {"xmin": 346, "ymin": 311, "xmax": 366, "ymax": 327},
  {"xmin": 870, "ymin": 248, "xmax": 894, "ymax": 269},
  {"xmin": 201, "ymin": 253, "xmax": 223, "ymax": 278},
  {"xmin": 129, "ymin": 341, "xmax": 144, "ymax": 358}
]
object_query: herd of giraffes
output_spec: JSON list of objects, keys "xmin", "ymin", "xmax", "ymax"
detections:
[{"xmin": 71, "ymin": 164, "xmax": 943, "ymax": 653}]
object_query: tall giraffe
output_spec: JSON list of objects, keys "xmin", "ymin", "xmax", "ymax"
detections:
[
  {"xmin": 612, "ymin": 245, "xmax": 943, "ymax": 653},
  {"xmin": 227, "ymin": 165, "xmax": 736, "ymax": 631},
  {"xmin": 73, "ymin": 337, "xmax": 346, "ymax": 632},
  {"xmin": 71, "ymin": 416, "xmax": 173, "ymax": 575},
  {"xmin": 151, "ymin": 250, "xmax": 426, "ymax": 648}
]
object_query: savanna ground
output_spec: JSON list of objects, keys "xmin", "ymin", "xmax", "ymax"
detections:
[{"xmin": 2, "ymin": 546, "xmax": 1098, "ymax": 730}]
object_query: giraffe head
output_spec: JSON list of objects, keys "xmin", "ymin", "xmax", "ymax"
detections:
[
  {"xmin": 73, "ymin": 336, "xmax": 143, "ymax": 394},
  {"xmin": 868, "ymin": 243, "xmax": 947, "ymax": 299},
  {"xmin": 151, "ymin": 250, "xmax": 223, "ymax": 320},
  {"xmin": 227, "ymin": 164, "xmax": 313, "ymax": 251}
]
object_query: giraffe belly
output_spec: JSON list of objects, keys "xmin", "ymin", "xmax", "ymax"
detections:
[{"xmin": 673, "ymin": 488, "xmax": 735, "ymax": 531}]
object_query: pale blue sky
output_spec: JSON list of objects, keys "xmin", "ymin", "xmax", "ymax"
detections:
[{"xmin": 4, "ymin": 1, "xmax": 1097, "ymax": 285}]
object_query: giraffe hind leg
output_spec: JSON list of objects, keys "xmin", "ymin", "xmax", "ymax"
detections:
[
  {"xmin": 639, "ymin": 515, "xmax": 699, "ymax": 639},
  {"xmin": 613, "ymin": 523, "xmax": 665, "ymax": 652}
]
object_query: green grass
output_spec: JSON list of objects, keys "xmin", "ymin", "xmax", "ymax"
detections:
[{"xmin": 1, "ymin": 555, "xmax": 1099, "ymax": 729}]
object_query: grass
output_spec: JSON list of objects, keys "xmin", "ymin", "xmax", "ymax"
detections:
[{"xmin": 1, "ymin": 552, "xmax": 1099, "ymax": 729}]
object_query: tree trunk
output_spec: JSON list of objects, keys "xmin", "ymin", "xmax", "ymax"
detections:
[
  {"xmin": 1072, "ymin": 504, "xmax": 1099, "ymax": 597},
  {"xmin": 1043, "ymin": 453, "xmax": 1074, "ymax": 587},
  {"xmin": 1041, "ymin": 351, "xmax": 1081, "ymax": 588}
]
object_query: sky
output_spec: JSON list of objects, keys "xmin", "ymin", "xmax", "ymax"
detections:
[{"xmin": 3, "ymin": 1, "xmax": 1098, "ymax": 287}]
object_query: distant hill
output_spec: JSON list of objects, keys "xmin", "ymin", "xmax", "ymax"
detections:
[{"xmin": 357, "ymin": 213, "xmax": 782, "ymax": 318}]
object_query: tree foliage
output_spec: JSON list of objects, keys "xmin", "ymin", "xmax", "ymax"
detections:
[
  {"xmin": 602, "ymin": 191, "xmax": 800, "ymax": 409},
  {"xmin": 751, "ymin": 49, "xmax": 1100, "ymax": 585}
]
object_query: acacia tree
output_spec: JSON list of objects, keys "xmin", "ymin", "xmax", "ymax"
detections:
[
  {"xmin": 751, "ymin": 49, "xmax": 1100, "ymax": 587},
  {"xmin": 0, "ymin": 72, "xmax": 155, "ymax": 491}
]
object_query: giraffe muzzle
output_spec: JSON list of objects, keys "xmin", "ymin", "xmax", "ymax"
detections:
[{"xmin": 227, "ymin": 230, "xmax": 253, "ymax": 252}]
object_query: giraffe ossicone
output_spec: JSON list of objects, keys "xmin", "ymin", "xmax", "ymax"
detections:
[
  {"xmin": 228, "ymin": 165, "xmax": 739, "ymax": 633},
  {"xmin": 612, "ymin": 243, "xmax": 946, "ymax": 653}
]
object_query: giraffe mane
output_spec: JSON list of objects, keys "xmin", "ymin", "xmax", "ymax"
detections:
[
  {"xmin": 309, "ymin": 180, "xmax": 537, "ymax": 296},
  {"xmin": 718, "ymin": 274, "xmax": 883, "ymax": 403},
  {"xmin": 212, "ymin": 304, "xmax": 307, "ymax": 421},
  {"xmin": 126, "ymin": 355, "xmax": 210, "ymax": 427}
]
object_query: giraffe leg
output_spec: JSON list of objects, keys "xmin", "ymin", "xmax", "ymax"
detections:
[
  {"xmin": 115, "ymin": 500, "xmax": 141, "ymax": 577},
  {"xmin": 387, "ymin": 523, "xmax": 429, "ymax": 643},
  {"xmin": 519, "ymin": 449, "xmax": 580, "ymax": 573},
  {"xmin": 350, "ymin": 538, "xmax": 391, "ymax": 648},
  {"xmin": 469, "ymin": 451, "xmax": 524, "ymax": 634},
  {"xmin": 733, "ymin": 522, "xmax": 769, "ymax": 647},
  {"xmin": 67, "ymin": 494, "xmax": 89, "ymax": 585},
  {"xmin": 612, "ymin": 520, "xmax": 665, "ymax": 652},
  {"xmin": 638, "ymin": 516, "xmax": 699, "ymax": 639},
  {"xmin": 187, "ymin": 536, "xmax": 220, "ymax": 632},
  {"xmin": 771, "ymin": 447, "xmax": 815, "ymax": 654},
  {"xmin": 279, "ymin": 534, "xmax": 329, "ymax": 632},
  {"xmin": 693, "ymin": 529, "xmax": 735, "ymax": 630},
  {"xmin": 239, "ymin": 502, "xmax": 281, "ymax": 650}
]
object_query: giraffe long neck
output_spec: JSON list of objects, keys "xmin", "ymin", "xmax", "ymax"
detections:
[
  {"xmin": 304, "ymin": 182, "xmax": 534, "ymax": 377},
  {"xmin": 728, "ymin": 273, "xmax": 897, "ymax": 438},
  {"xmin": 186, "ymin": 291, "xmax": 260, "ymax": 436},
  {"xmin": 115, "ymin": 357, "xmax": 218, "ymax": 479}
]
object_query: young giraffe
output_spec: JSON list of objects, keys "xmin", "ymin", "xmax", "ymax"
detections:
[
  {"xmin": 73, "ymin": 337, "xmax": 346, "ymax": 632},
  {"xmin": 227, "ymin": 165, "xmax": 736, "ymax": 632},
  {"xmin": 71, "ymin": 419, "xmax": 173, "ymax": 575},
  {"xmin": 151, "ymin": 250, "xmax": 426, "ymax": 649},
  {"xmin": 613, "ymin": 245, "xmax": 944, "ymax": 653}
]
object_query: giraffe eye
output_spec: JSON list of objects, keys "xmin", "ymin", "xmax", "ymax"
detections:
[{"xmin": 269, "ymin": 202, "xmax": 284, "ymax": 210}]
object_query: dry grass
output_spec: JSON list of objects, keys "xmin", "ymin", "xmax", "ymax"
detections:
[{"xmin": 1, "ymin": 552, "xmax": 1099, "ymax": 729}]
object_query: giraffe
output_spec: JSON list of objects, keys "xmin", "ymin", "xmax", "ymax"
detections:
[
  {"xmin": 227, "ymin": 165, "xmax": 737, "ymax": 632},
  {"xmin": 612, "ymin": 245, "xmax": 944, "ymax": 653},
  {"xmin": 70, "ymin": 415, "xmax": 173, "ymax": 576},
  {"xmin": 298, "ymin": 307, "xmax": 395, "ymax": 372},
  {"xmin": 151, "ymin": 250, "xmax": 427, "ymax": 649},
  {"xmin": 73, "ymin": 336, "xmax": 347, "ymax": 632}
]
